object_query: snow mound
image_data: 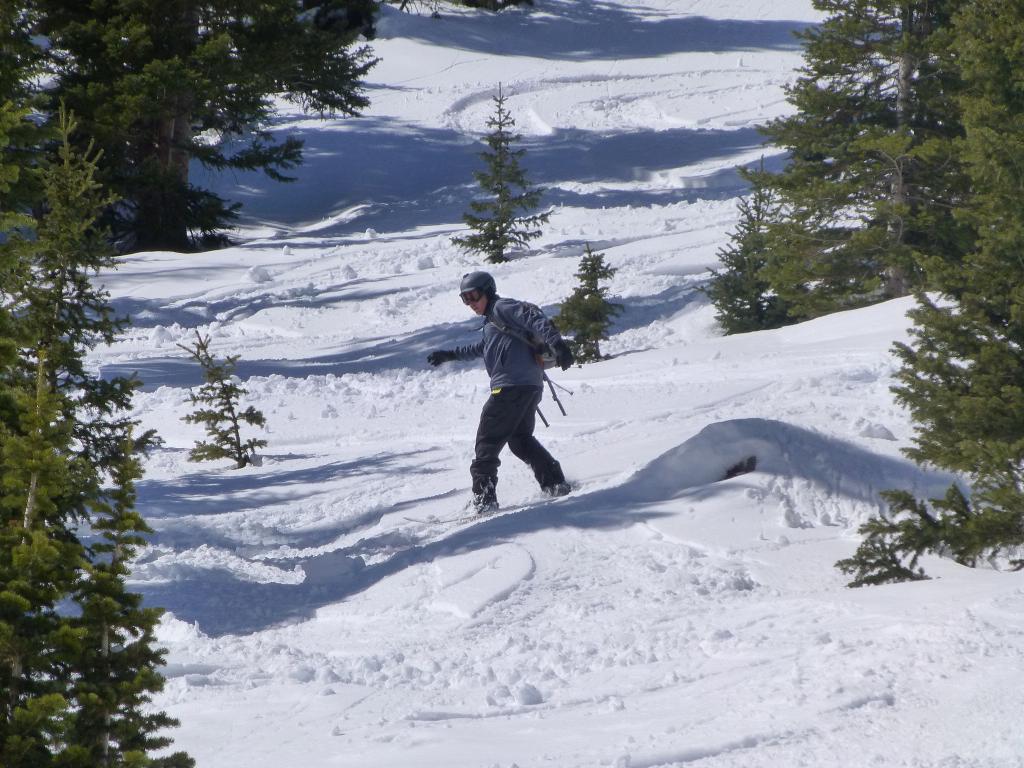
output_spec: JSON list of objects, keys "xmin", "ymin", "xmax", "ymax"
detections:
[{"xmin": 626, "ymin": 418, "xmax": 941, "ymax": 525}]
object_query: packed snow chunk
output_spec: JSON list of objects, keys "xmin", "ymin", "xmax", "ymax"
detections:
[
  {"xmin": 300, "ymin": 549, "xmax": 365, "ymax": 587},
  {"xmin": 427, "ymin": 545, "xmax": 535, "ymax": 619},
  {"xmin": 246, "ymin": 265, "xmax": 273, "ymax": 283},
  {"xmin": 486, "ymin": 685, "xmax": 513, "ymax": 706},
  {"xmin": 289, "ymin": 665, "xmax": 317, "ymax": 683},
  {"xmin": 148, "ymin": 324, "xmax": 181, "ymax": 346},
  {"xmin": 156, "ymin": 613, "xmax": 207, "ymax": 644},
  {"xmin": 515, "ymin": 683, "xmax": 544, "ymax": 706},
  {"xmin": 857, "ymin": 421, "xmax": 897, "ymax": 441}
]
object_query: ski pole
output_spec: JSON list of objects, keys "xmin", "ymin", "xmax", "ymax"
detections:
[{"xmin": 543, "ymin": 372, "xmax": 569, "ymax": 417}]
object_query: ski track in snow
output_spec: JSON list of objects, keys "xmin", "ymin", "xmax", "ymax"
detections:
[{"xmin": 85, "ymin": 2, "xmax": 1024, "ymax": 767}]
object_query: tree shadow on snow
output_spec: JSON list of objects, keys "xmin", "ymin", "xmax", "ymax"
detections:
[
  {"xmin": 385, "ymin": 1, "xmax": 814, "ymax": 60},
  {"xmin": 100, "ymin": 311, "xmax": 501, "ymax": 390},
  {"xmin": 137, "ymin": 419, "xmax": 948, "ymax": 638},
  {"xmin": 110, "ymin": 273, "xmax": 412, "ymax": 341},
  {"xmin": 192, "ymin": 118, "xmax": 771, "ymax": 239},
  {"xmin": 609, "ymin": 282, "xmax": 709, "ymax": 336},
  {"xmin": 138, "ymin": 492, "xmax": 674, "ymax": 637},
  {"xmin": 136, "ymin": 449, "xmax": 449, "ymax": 553},
  {"xmin": 139, "ymin": 449, "xmax": 439, "ymax": 520}
]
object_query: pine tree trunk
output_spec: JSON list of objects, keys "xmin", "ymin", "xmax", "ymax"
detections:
[
  {"xmin": 23, "ymin": 358, "xmax": 48, "ymax": 529},
  {"xmin": 7, "ymin": 655, "xmax": 22, "ymax": 719},
  {"xmin": 101, "ymin": 620, "xmax": 111, "ymax": 764},
  {"xmin": 135, "ymin": 4, "xmax": 198, "ymax": 252},
  {"xmin": 884, "ymin": 5, "xmax": 916, "ymax": 298},
  {"xmin": 230, "ymin": 409, "xmax": 246, "ymax": 468},
  {"xmin": 134, "ymin": 111, "xmax": 193, "ymax": 252},
  {"xmin": 23, "ymin": 474, "xmax": 38, "ymax": 529}
]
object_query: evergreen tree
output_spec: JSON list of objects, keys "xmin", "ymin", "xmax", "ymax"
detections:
[
  {"xmin": 303, "ymin": 0, "xmax": 380, "ymax": 38},
  {"xmin": 706, "ymin": 167, "xmax": 790, "ymax": 334},
  {"xmin": 13, "ymin": 109, "xmax": 146, "ymax": 519},
  {"xmin": 0, "ymin": 113, "xmax": 192, "ymax": 766},
  {"xmin": 31, "ymin": 0, "xmax": 377, "ymax": 251},
  {"xmin": 179, "ymin": 332, "xmax": 268, "ymax": 469},
  {"xmin": 71, "ymin": 437, "xmax": 193, "ymax": 767},
  {"xmin": 838, "ymin": 0, "xmax": 1024, "ymax": 584},
  {"xmin": 452, "ymin": 85, "xmax": 550, "ymax": 263},
  {"xmin": 838, "ymin": 486, "xmax": 1021, "ymax": 587},
  {"xmin": 555, "ymin": 244, "xmax": 622, "ymax": 362},
  {"xmin": 0, "ymin": 355, "xmax": 81, "ymax": 768},
  {"xmin": 0, "ymin": 103, "xmax": 34, "ymax": 231},
  {"xmin": 0, "ymin": 3, "xmax": 48, "ymax": 222},
  {"xmin": 754, "ymin": 0, "xmax": 972, "ymax": 321}
]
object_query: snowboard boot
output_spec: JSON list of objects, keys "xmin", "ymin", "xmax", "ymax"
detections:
[
  {"xmin": 472, "ymin": 492, "xmax": 499, "ymax": 515},
  {"xmin": 542, "ymin": 481, "xmax": 572, "ymax": 498},
  {"xmin": 471, "ymin": 477, "xmax": 499, "ymax": 515}
]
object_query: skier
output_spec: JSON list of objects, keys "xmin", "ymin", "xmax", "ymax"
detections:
[{"xmin": 427, "ymin": 271, "xmax": 575, "ymax": 514}]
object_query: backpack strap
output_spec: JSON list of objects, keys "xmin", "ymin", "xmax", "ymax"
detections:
[
  {"xmin": 487, "ymin": 314, "xmax": 539, "ymax": 350},
  {"xmin": 487, "ymin": 311, "xmax": 556, "ymax": 369}
]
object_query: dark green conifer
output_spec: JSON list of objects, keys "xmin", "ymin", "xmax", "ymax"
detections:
[
  {"xmin": 72, "ymin": 437, "xmax": 194, "ymax": 767},
  {"xmin": 839, "ymin": 0, "xmax": 1024, "ymax": 584},
  {"xmin": 1, "ymin": 111, "xmax": 191, "ymax": 765},
  {"xmin": 452, "ymin": 85, "xmax": 550, "ymax": 263},
  {"xmin": 0, "ymin": 103, "xmax": 34, "ymax": 231},
  {"xmin": 32, "ymin": 0, "xmax": 377, "ymax": 251},
  {"xmin": 0, "ymin": 68, "xmax": 70, "ymax": 768},
  {"xmin": 179, "ymin": 333, "xmax": 268, "ymax": 469},
  {"xmin": 0, "ymin": 3, "xmax": 47, "ymax": 223},
  {"xmin": 14, "ymin": 109, "xmax": 145, "ymax": 518},
  {"xmin": 0, "ymin": 356, "xmax": 81, "ymax": 768},
  {"xmin": 555, "ymin": 244, "xmax": 622, "ymax": 363},
  {"xmin": 755, "ymin": 0, "xmax": 971, "ymax": 320},
  {"xmin": 706, "ymin": 169, "xmax": 790, "ymax": 334}
]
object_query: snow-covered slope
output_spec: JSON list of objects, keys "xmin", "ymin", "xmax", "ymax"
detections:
[{"xmin": 93, "ymin": 2, "xmax": 1024, "ymax": 766}]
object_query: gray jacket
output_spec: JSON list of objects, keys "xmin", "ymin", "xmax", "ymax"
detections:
[{"xmin": 453, "ymin": 297, "xmax": 563, "ymax": 388}]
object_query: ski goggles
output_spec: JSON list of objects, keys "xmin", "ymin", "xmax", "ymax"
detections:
[{"xmin": 460, "ymin": 289, "xmax": 485, "ymax": 304}]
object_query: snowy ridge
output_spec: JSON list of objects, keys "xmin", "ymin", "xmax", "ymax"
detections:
[{"xmin": 626, "ymin": 417, "xmax": 954, "ymax": 536}]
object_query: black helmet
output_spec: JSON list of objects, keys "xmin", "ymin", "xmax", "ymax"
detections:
[{"xmin": 460, "ymin": 271, "xmax": 496, "ymax": 297}]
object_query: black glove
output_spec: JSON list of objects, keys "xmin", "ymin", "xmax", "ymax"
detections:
[
  {"xmin": 553, "ymin": 340, "xmax": 575, "ymax": 371},
  {"xmin": 427, "ymin": 350, "xmax": 457, "ymax": 367}
]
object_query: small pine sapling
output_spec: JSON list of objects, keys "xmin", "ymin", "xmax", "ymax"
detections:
[
  {"xmin": 555, "ymin": 243, "xmax": 623, "ymax": 363},
  {"xmin": 178, "ymin": 333, "xmax": 267, "ymax": 469},
  {"xmin": 452, "ymin": 84, "xmax": 550, "ymax": 263},
  {"xmin": 705, "ymin": 167, "xmax": 790, "ymax": 334}
]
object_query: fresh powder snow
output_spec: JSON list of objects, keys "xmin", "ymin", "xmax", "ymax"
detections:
[{"xmin": 91, "ymin": 1, "xmax": 1024, "ymax": 766}]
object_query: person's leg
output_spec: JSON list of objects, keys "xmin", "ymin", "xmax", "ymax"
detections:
[
  {"xmin": 506, "ymin": 388, "xmax": 569, "ymax": 494},
  {"xmin": 470, "ymin": 388, "xmax": 535, "ymax": 510}
]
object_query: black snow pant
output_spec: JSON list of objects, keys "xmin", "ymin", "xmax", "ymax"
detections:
[{"xmin": 470, "ymin": 385, "xmax": 565, "ymax": 502}]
